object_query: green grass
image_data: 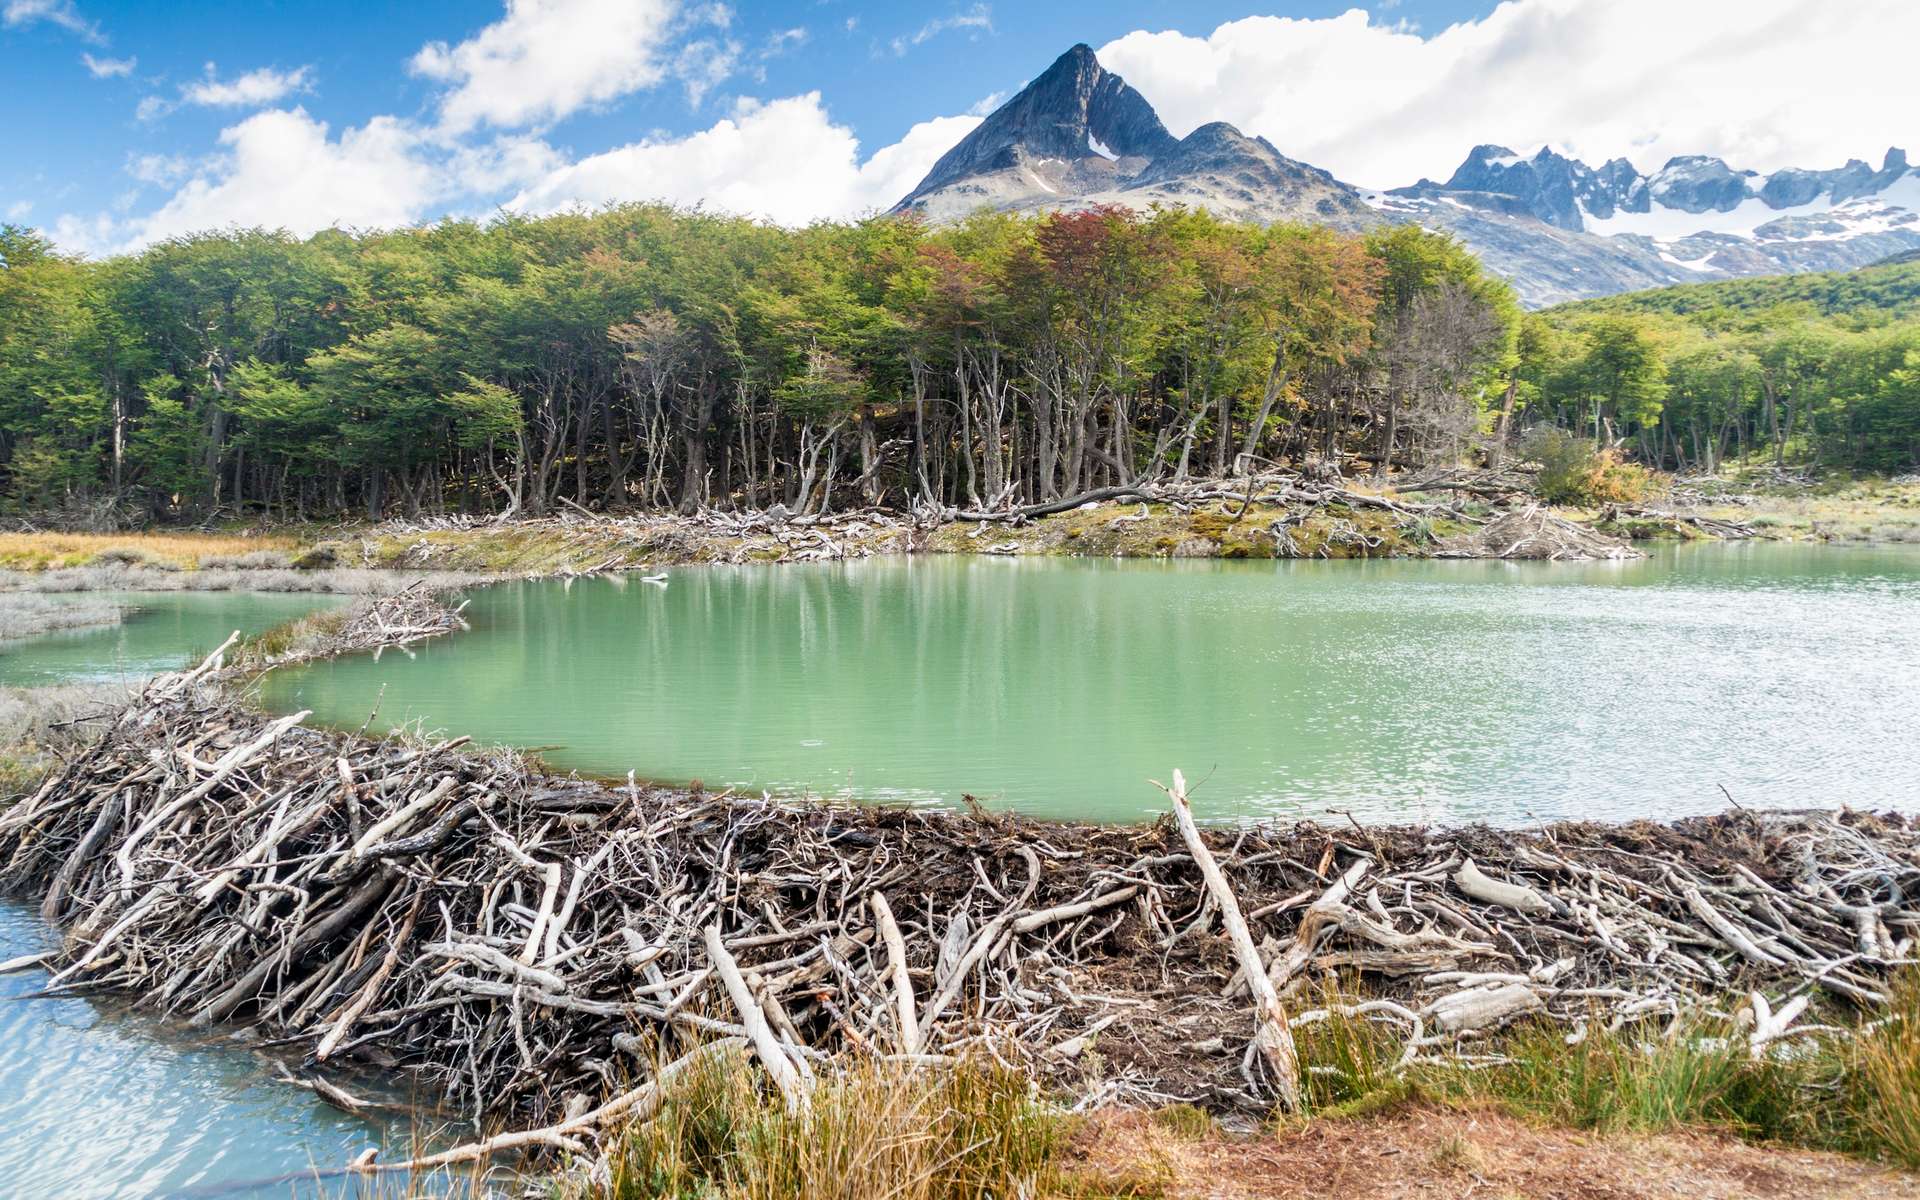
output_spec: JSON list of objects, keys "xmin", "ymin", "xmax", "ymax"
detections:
[{"xmin": 1425, "ymin": 1017, "xmax": 1811, "ymax": 1140}]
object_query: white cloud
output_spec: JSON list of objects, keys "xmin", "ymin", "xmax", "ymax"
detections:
[
  {"xmin": 136, "ymin": 63, "xmax": 314, "ymax": 122},
  {"xmin": 411, "ymin": 0, "xmax": 681, "ymax": 133},
  {"xmin": 1097, "ymin": 0, "xmax": 1920, "ymax": 188},
  {"xmin": 762, "ymin": 27, "xmax": 807, "ymax": 58},
  {"xmin": 126, "ymin": 153, "xmax": 187, "ymax": 185},
  {"xmin": 128, "ymin": 109, "xmax": 440, "ymax": 246},
  {"xmin": 510, "ymin": 93, "xmax": 980, "ymax": 224},
  {"xmin": 80, "ymin": 51, "xmax": 133, "ymax": 77},
  {"xmin": 5, "ymin": 200, "xmax": 33, "ymax": 221},
  {"xmin": 889, "ymin": 4, "xmax": 992, "ymax": 57},
  {"xmin": 967, "ymin": 89, "xmax": 1009, "ymax": 117},
  {"xmin": 673, "ymin": 37, "xmax": 740, "ymax": 106},
  {"xmin": 3, "ymin": 0, "xmax": 101, "ymax": 43},
  {"xmin": 182, "ymin": 64, "xmax": 313, "ymax": 107}
]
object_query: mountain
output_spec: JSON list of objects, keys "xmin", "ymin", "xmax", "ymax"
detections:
[
  {"xmin": 1377, "ymin": 145, "xmax": 1920, "ymax": 305},
  {"xmin": 895, "ymin": 46, "xmax": 1375, "ymax": 231},
  {"xmin": 1544, "ymin": 249, "xmax": 1920, "ymax": 321},
  {"xmin": 896, "ymin": 46, "xmax": 1920, "ymax": 308}
]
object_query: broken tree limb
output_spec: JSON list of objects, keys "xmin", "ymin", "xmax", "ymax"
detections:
[
  {"xmin": 870, "ymin": 891, "xmax": 921, "ymax": 1054},
  {"xmin": 705, "ymin": 925, "xmax": 809, "ymax": 1111},
  {"xmin": 1162, "ymin": 768, "xmax": 1302, "ymax": 1112}
]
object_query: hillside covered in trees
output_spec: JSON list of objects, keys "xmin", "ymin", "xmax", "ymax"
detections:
[
  {"xmin": 1, "ymin": 205, "xmax": 1916, "ymax": 525},
  {"xmin": 1523, "ymin": 255, "xmax": 1920, "ymax": 474}
]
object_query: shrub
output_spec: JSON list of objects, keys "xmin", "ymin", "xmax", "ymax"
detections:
[{"xmin": 1521, "ymin": 427, "xmax": 1658, "ymax": 506}]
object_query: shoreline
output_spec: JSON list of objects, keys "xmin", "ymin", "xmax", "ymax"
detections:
[{"xmin": 1, "ymin": 473, "xmax": 1913, "ymax": 586}]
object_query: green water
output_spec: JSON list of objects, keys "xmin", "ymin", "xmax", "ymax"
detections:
[
  {"xmin": 0, "ymin": 591, "xmax": 348, "ymax": 687},
  {"xmin": 261, "ymin": 544, "xmax": 1920, "ymax": 825}
]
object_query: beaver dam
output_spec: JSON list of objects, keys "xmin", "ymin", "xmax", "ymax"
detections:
[{"xmin": 4, "ymin": 604, "xmax": 1919, "ymax": 1178}]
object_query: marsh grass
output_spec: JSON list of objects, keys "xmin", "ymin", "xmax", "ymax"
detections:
[
  {"xmin": 1844, "ymin": 977, "xmax": 1920, "ymax": 1167},
  {"xmin": 1425, "ymin": 1017, "xmax": 1809, "ymax": 1140},
  {"xmin": 0, "ymin": 530, "xmax": 300, "ymax": 571},
  {"xmin": 0, "ymin": 564, "xmax": 477, "ymax": 594},
  {"xmin": 0, "ymin": 681, "xmax": 130, "ymax": 804},
  {"xmin": 0, "ymin": 593, "xmax": 123, "ymax": 640},
  {"xmin": 579, "ymin": 1055, "xmax": 1063, "ymax": 1200},
  {"xmin": 229, "ymin": 606, "xmax": 354, "ymax": 667}
]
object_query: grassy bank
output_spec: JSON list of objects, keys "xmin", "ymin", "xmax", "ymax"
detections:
[
  {"xmin": 546, "ymin": 980, "xmax": 1920, "ymax": 1200},
  {"xmin": 0, "ymin": 681, "xmax": 128, "ymax": 802},
  {"xmin": 0, "ymin": 529, "xmax": 303, "ymax": 571},
  {"xmin": 1685, "ymin": 475, "xmax": 1920, "ymax": 543},
  {"xmin": 0, "ymin": 593, "xmax": 123, "ymax": 640}
]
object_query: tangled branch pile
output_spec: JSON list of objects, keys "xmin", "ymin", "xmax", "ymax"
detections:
[
  {"xmin": 3, "ymin": 653, "xmax": 1912, "ymax": 1171},
  {"xmin": 1438, "ymin": 503, "xmax": 1640, "ymax": 560}
]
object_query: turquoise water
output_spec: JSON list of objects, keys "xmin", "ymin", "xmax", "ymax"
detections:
[
  {"xmin": 0, "ymin": 591, "xmax": 348, "ymax": 687},
  {"xmin": 0, "ymin": 589, "xmax": 438, "ymax": 1199},
  {"xmin": 0, "ymin": 904, "xmax": 426, "ymax": 1199},
  {"xmin": 261, "ymin": 543, "xmax": 1920, "ymax": 826}
]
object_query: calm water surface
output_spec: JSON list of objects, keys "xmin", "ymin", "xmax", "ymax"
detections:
[
  {"xmin": 262, "ymin": 543, "xmax": 1920, "ymax": 825},
  {"xmin": 0, "ymin": 591, "xmax": 348, "ymax": 687},
  {"xmin": 0, "ymin": 904, "xmax": 434, "ymax": 1199}
]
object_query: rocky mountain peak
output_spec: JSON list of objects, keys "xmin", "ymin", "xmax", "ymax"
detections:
[{"xmin": 896, "ymin": 44, "xmax": 1176, "ymax": 209}]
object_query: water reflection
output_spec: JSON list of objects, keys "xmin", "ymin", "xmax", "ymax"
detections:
[{"xmin": 263, "ymin": 542, "xmax": 1920, "ymax": 826}]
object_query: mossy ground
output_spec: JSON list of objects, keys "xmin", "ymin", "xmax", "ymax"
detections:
[
  {"xmin": 925, "ymin": 500, "xmax": 1458, "ymax": 560},
  {"xmin": 1687, "ymin": 474, "xmax": 1920, "ymax": 543}
]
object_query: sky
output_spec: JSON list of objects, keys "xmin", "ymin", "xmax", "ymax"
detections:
[{"xmin": 2, "ymin": 0, "xmax": 1913, "ymax": 257}]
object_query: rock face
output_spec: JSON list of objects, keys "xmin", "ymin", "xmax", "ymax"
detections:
[
  {"xmin": 896, "ymin": 46, "xmax": 1374, "ymax": 230},
  {"xmin": 905, "ymin": 44, "xmax": 1175, "ymax": 205},
  {"xmin": 896, "ymin": 44, "xmax": 1920, "ymax": 307}
]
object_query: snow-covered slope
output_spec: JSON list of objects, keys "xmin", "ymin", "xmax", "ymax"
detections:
[{"xmin": 1382, "ymin": 146, "xmax": 1920, "ymax": 304}]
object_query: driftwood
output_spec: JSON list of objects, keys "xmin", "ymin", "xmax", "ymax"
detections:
[{"xmin": 5, "ymin": 627, "xmax": 1920, "ymax": 1171}]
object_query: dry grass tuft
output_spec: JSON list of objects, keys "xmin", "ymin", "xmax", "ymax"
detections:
[
  {"xmin": 577, "ymin": 1055, "xmax": 1064, "ymax": 1200},
  {"xmin": 0, "ymin": 530, "xmax": 300, "ymax": 572}
]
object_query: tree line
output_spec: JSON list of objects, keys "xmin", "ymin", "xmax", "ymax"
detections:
[
  {"xmin": 1521, "ymin": 259, "xmax": 1920, "ymax": 475},
  {"xmin": 2, "ymin": 202, "xmax": 1912, "ymax": 525}
]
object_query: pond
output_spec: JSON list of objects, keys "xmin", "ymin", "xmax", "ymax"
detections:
[
  {"xmin": 0, "ymin": 591, "xmax": 349, "ymax": 687},
  {"xmin": 260, "ymin": 543, "xmax": 1920, "ymax": 826}
]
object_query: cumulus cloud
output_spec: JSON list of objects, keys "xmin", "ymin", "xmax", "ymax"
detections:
[
  {"xmin": 1097, "ymin": 1, "xmax": 1920, "ymax": 188},
  {"xmin": 80, "ymin": 51, "xmax": 133, "ymax": 77},
  {"xmin": 510, "ymin": 94, "xmax": 979, "ymax": 224},
  {"xmin": 3, "ymin": 0, "xmax": 101, "ymax": 43},
  {"xmin": 182, "ymin": 64, "xmax": 313, "ymax": 107},
  {"xmin": 136, "ymin": 63, "xmax": 314, "ymax": 121},
  {"xmin": 128, "ymin": 109, "xmax": 439, "ymax": 246},
  {"xmin": 411, "ymin": 0, "xmax": 682, "ymax": 132}
]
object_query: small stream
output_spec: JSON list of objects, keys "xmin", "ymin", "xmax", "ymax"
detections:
[{"xmin": 0, "ymin": 903, "xmax": 428, "ymax": 1199}]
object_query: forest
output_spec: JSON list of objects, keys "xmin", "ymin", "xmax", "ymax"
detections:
[
  {"xmin": 1524, "ymin": 255, "xmax": 1920, "ymax": 474},
  {"xmin": 0, "ymin": 205, "xmax": 1915, "ymax": 523}
]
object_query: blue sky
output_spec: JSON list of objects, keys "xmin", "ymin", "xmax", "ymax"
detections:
[{"xmin": 2, "ymin": 1, "xmax": 1910, "ymax": 255}]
